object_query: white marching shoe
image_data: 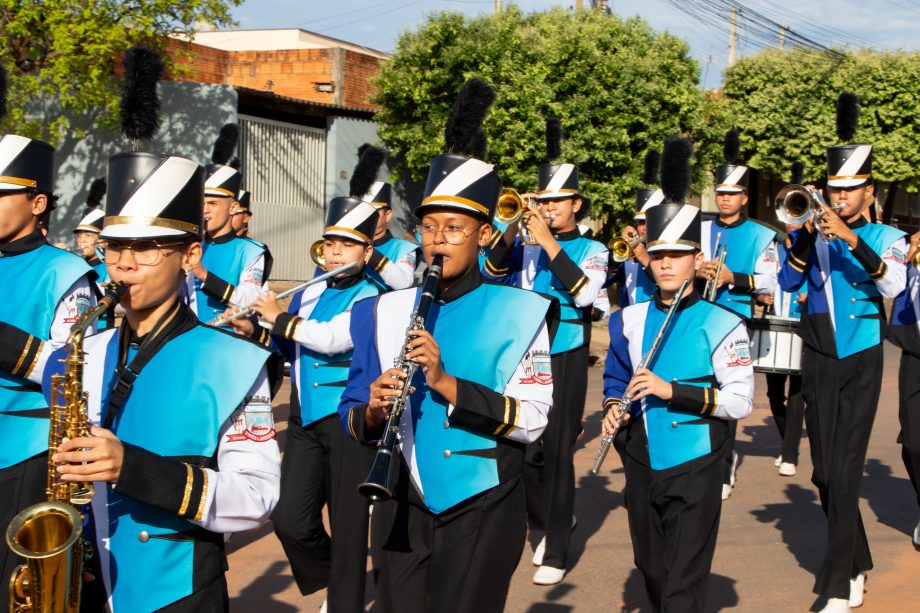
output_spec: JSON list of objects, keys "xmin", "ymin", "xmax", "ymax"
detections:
[
  {"xmin": 778, "ymin": 462, "xmax": 797, "ymax": 476},
  {"xmin": 532, "ymin": 565, "xmax": 566, "ymax": 585},
  {"xmin": 319, "ymin": 599, "xmax": 328, "ymax": 613},
  {"xmin": 531, "ymin": 515, "xmax": 577, "ymax": 566},
  {"xmin": 721, "ymin": 483, "xmax": 732, "ymax": 500},
  {"xmin": 819, "ymin": 597, "xmax": 851, "ymax": 612},
  {"xmin": 849, "ymin": 574, "xmax": 865, "ymax": 608},
  {"xmin": 913, "ymin": 519, "xmax": 920, "ymax": 548},
  {"xmin": 774, "ymin": 454, "xmax": 782, "ymax": 467}
]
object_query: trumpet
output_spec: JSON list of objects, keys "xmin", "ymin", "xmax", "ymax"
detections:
[
  {"xmin": 310, "ymin": 240, "xmax": 325, "ymax": 270},
  {"xmin": 591, "ymin": 278, "xmax": 690, "ymax": 474},
  {"xmin": 495, "ymin": 189, "xmax": 551, "ymax": 246},
  {"xmin": 608, "ymin": 232, "xmax": 644, "ymax": 263},
  {"xmin": 774, "ymin": 184, "xmax": 844, "ymax": 242}
]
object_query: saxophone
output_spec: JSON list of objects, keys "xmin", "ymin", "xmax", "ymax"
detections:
[{"xmin": 6, "ymin": 282, "xmax": 125, "ymax": 613}]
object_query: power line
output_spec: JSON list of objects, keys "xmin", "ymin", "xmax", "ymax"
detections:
[{"xmin": 315, "ymin": 0, "xmax": 428, "ymax": 34}]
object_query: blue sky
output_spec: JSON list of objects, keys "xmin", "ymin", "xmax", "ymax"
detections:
[{"xmin": 230, "ymin": 0, "xmax": 920, "ymax": 88}]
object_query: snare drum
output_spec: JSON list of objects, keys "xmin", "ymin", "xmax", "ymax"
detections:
[{"xmin": 748, "ymin": 316, "xmax": 803, "ymax": 374}]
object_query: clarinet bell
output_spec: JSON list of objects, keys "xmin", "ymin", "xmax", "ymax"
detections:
[{"xmin": 357, "ymin": 447, "xmax": 396, "ymax": 501}]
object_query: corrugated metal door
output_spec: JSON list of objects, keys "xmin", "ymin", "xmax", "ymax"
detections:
[{"xmin": 239, "ymin": 114, "xmax": 326, "ymax": 280}]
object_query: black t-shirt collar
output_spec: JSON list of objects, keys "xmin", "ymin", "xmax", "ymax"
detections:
[
  {"xmin": 714, "ymin": 214, "xmax": 747, "ymax": 229},
  {"xmin": 653, "ymin": 288, "xmax": 700, "ymax": 312},
  {"xmin": 373, "ymin": 230, "xmax": 392, "ymax": 247},
  {"xmin": 437, "ymin": 265, "xmax": 483, "ymax": 304},
  {"xmin": 206, "ymin": 230, "xmax": 237, "ymax": 245},
  {"xmin": 1, "ymin": 230, "xmax": 47, "ymax": 256}
]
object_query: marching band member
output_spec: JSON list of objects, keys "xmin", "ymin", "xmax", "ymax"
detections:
[
  {"xmin": 485, "ymin": 119, "xmax": 607, "ymax": 585},
  {"xmin": 74, "ymin": 208, "xmax": 109, "ymax": 285},
  {"xmin": 699, "ymin": 130, "xmax": 778, "ymax": 499},
  {"xmin": 229, "ymin": 159, "xmax": 385, "ymax": 613},
  {"xmin": 607, "ymin": 151, "xmax": 663, "ymax": 308},
  {"xmin": 358, "ymin": 145, "xmax": 421, "ymax": 290},
  {"xmin": 0, "ymin": 131, "xmax": 96, "ymax": 606},
  {"xmin": 602, "ymin": 137, "xmax": 753, "ymax": 612},
  {"xmin": 231, "ymin": 189, "xmax": 252, "ymax": 238},
  {"xmin": 888, "ymin": 229, "xmax": 920, "ymax": 546},
  {"xmin": 339, "ymin": 79, "xmax": 554, "ymax": 612},
  {"xmin": 186, "ymin": 125, "xmax": 271, "ymax": 323},
  {"xmin": 778, "ymin": 93, "xmax": 908, "ymax": 611}
]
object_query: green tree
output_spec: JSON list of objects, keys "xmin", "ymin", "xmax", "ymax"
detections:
[
  {"xmin": 0, "ymin": 0, "xmax": 240, "ymax": 142},
  {"xmin": 373, "ymin": 7, "xmax": 725, "ymax": 227},
  {"xmin": 722, "ymin": 48, "xmax": 920, "ymax": 217}
]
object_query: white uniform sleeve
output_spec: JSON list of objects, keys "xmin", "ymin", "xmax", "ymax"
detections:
[
  {"xmin": 28, "ymin": 277, "xmax": 96, "ymax": 384},
  {"xmin": 573, "ymin": 250, "xmax": 609, "ymax": 308},
  {"xmin": 291, "ymin": 310, "xmax": 355, "ymax": 355},
  {"xmin": 710, "ymin": 323, "xmax": 755, "ymax": 420},
  {"xmin": 377, "ymin": 248, "xmax": 417, "ymax": 290},
  {"xmin": 192, "ymin": 368, "xmax": 281, "ymax": 533},
  {"xmin": 875, "ymin": 236, "xmax": 909, "ymax": 299},
  {"xmin": 229, "ymin": 253, "xmax": 266, "ymax": 308},
  {"xmin": 752, "ymin": 241, "xmax": 778, "ymax": 296}
]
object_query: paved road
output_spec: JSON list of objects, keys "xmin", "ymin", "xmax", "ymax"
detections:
[{"xmin": 227, "ymin": 332, "xmax": 920, "ymax": 612}]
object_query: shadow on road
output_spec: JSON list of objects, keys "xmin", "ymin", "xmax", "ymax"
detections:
[
  {"xmin": 616, "ymin": 569, "xmax": 738, "ymax": 612},
  {"xmin": 750, "ymin": 483, "xmax": 824, "ymax": 575},
  {"xmin": 862, "ymin": 457, "xmax": 917, "ymax": 537},
  {"xmin": 229, "ymin": 560, "xmax": 298, "ymax": 613}
]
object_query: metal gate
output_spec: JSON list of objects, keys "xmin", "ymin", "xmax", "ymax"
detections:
[{"xmin": 238, "ymin": 114, "xmax": 326, "ymax": 280}]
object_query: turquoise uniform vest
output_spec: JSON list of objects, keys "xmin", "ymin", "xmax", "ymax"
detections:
[
  {"xmin": 193, "ymin": 237, "xmax": 265, "ymax": 321},
  {"xmin": 0, "ymin": 245, "xmax": 91, "ymax": 468},
  {"xmin": 295, "ymin": 280, "xmax": 380, "ymax": 426},
  {"xmin": 639, "ymin": 300, "xmax": 742, "ymax": 470},
  {"xmin": 825, "ymin": 222, "xmax": 905, "ymax": 357},
  {"xmin": 530, "ymin": 237, "xmax": 606, "ymax": 354},
  {"xmin": 403, "ymin": 284, "xmax": 549, "ymax": 514},
  {"xmin": 708, "ymin": 221, "xmax": 776, "ymax": 318},
  {"xmin": 369, "ymin": 236, "xmax": 418, "ymax": 289},
  {"xmin": 86, "ymin": 325, "xmax": 268, "ymax": 612}
]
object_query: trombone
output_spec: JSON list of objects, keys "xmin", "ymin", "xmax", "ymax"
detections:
[{"xmin": 774, "ymin": 184, "xmax": 844, "ymax": 242}]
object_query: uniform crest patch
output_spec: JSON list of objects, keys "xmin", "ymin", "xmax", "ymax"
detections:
[
  {"xmin": 726, "ymin": 338, "xmax": 753, "ymax": 367},
  {"xmin": 62, "ymin": 291, "xmax": 92, "ymax": 324},
  {"xmin": 520, "ymin": 350, "xmax": 553, "ymax": 385},
  {"xmin": 227, "ymin": 396, "xmax": 277, "ymax": 442}
]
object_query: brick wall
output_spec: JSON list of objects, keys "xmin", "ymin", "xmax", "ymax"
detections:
[{"xmin": 166, "ymin": 38, "xmax": 382, "ymax": 111}]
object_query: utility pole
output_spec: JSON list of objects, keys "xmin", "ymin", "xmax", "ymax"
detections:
[
  {"xmin": 494, "ymin": 0, "xmax": 502, "ymax": 14},
  {"xmin": 727, "ymin": 5, "xmax": 737, "ymax": 67},
  {"xmin": 779, "ymin": 25, "xmax": 786, "ymax": 50},
  {"xmin": 575, "ymin": 0, "xmax": 584, "ymax": 12}
]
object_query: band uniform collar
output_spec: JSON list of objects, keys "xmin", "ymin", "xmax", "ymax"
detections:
[
  {"xmin": 373, "ymin": 230, "xmax": 393, "ymax": 247},
  {"xmin": 206, "ymin": 230, "xmax": 237, "ymax": 245},
  {"xmin": 847, "ymin": 216, "xmax": 868, "ymax": 230},
  {"xmin": 714, "ymin": 213, "xmax": 747, "ymax": 229},
  {"xmin": 437, "ymin": 265, "xmax": 483, "ymax": 304},
  {"xmin": 653, "ymin": 288, "xmax": 700, "ymax": 312},
  {"xmin": 553, "ymin": 228, "xmax": 581, "ymax": 241},
  {"xmin": 0, "ymin": 230, "xmax": 47, "ymax": 257},
  {"xmin": 326, "ymin": 267, "xmax": 365, "ymax": 290}
]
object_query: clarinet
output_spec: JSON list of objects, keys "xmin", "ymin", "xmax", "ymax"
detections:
[
  {"xmin": 358, "ymin": 255, "xmax": 444, "ymax": 501},
  {"xmin": 590, "ymin": 278, "xmax": 689, "ymax": 475}
]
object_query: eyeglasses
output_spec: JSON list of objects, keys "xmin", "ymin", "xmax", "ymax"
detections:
[
  {"xmin": 416, "ymin": 223, "xmax": 481, "ymax": 246},
  {"xmin": 96, "ymin": 240, "xmax": 187, "ymax": 266}
]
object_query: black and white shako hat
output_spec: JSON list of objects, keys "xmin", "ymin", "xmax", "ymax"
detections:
[
  {"xmin": 537, "ymin": 162, "xmax": 579, "ymax": 201},
  {"xmin": 101, "ymin": 152, "xmax": 206, "ymax": 240},
  {"xmin": 827, "ymin": 92, "xmax": 871, "ymax": 188},
  {"xmin": 714, "ymin": 130, "xmax": 748, "ymax": 194},
  {"xmin": 635, "ymin": 189, "xmax": 664, "ymax": 221},
  {"xmin": 0, "ymin": 134, "xmax": 54, "ymax": 194},
  {"xmin": 236, "ymin": 189, "xmax": 251, "ymax": 213},
  {"xmin": 417, "ymin": 153, "xmax": 501, "ymax": 222},
  {"xmin": 645, "ymin": 203, "xmax": 701, "ymax": 253},
  {"xmin": 204, "ymin": 163, "xmax": 242, "ymax": 199},
  {"xmin": 74, "ymin": 209, "xmax": 105, "ymax": 234},
  {"xmin": 363, "ymin": 181, "xmax": 392, "ymax": 209},
  {"xmin": 323, "ymin": 197, "xmax": 377, "ymax": 244}
]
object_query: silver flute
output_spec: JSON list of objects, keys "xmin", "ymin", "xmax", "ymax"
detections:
[
  {"xmin": 206, "ymin": 261, "xmax": 358, "ymax": 327},
  {"xmin": 590, "ymin": 278, "xmax": 690, "ymax": 475}
]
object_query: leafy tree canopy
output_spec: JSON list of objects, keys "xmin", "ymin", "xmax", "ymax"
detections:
[
  {"xmin": 373, "ymin": 7, "xmax": 725, "ymax": 225},
  {"xmin": 0, "ymin": 0, "xmax": 240, "ymax": 142}
]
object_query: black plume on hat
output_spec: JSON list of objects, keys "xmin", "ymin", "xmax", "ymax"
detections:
[
  {"xmin": 546, "ymin": 117, "xmax": 562, "ymax": 161},
  {"xmin": 642, "ymin": 150, "xmax": 660, "ymax": 185},
  {"xmin": 471, "ymin": 127, "xmax": 488, "ymax": 161},
  {"xmin": 0, "ymin": 64, "xmax": 7, "ymax": 122},
  {"xmin": 723, "ymin": 130, "xmax": 741, "ymax": 165},
  {"xmin": 790, "ymin": 161, "xmax": 805, "ymax": 185},
  {"xmin": 211, "ymin": 123, "xmax": 240, "ymax": 165},
  {"xmin": 228, "ymin": 157, "xmax": 241, "ymax": 170},
  {"xmin": 120, "ymin": 46, "xmax": 164, "ymax": 147},
  {"xmin": 357, "ymin": 142, "xmax": 372, "ymax": 158},
  {"xmin": 660, "ymin": 136, "xmax": 693, "ymax": 204},
  {"xmin": 444, "ymin": 78, "xmax": 495, "ymax": 157},
  {"xmin": 86, "ymin": 177, "xmax": 106, "ymax": 207},
  {"xmin": 349, "ymin": 145, "xmax": 385, "ymax": 198},
  {"xmin": 836, "ymin": 92, "xmax": 860, "ymax": 142}
]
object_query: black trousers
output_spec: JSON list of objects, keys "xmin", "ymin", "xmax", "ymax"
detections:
[
  {"xmin": 624, "ymin": 449, "xmax": 725, "ymax": 613},
  {"xmin": 271, "ymin": 413, "xmax": 374, "ymax": 613},
  {"xmin": 524, "ymin": 343, "xmax": 589, "ymax": 569},
  {"xmin": 802, "ymin": 345, "xmax": 882, "ymax": 599},
  {"xmin": 0, "ymin": 453, "xmax": 47, "ymax": 608},
  {"xmin": 721, "ymin": 420, "xmax": 738, "ymax": 485},
  {"xmin": 897, "ymin": 351, "xmax": 920, "ymax": 511},
  {"xmin": 766, "ymin": 372, "xmax": 805, "ymax": 464},
  {"xmin": 371, "ymin": 475, "xmax": 526, "ymax": 613}
]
